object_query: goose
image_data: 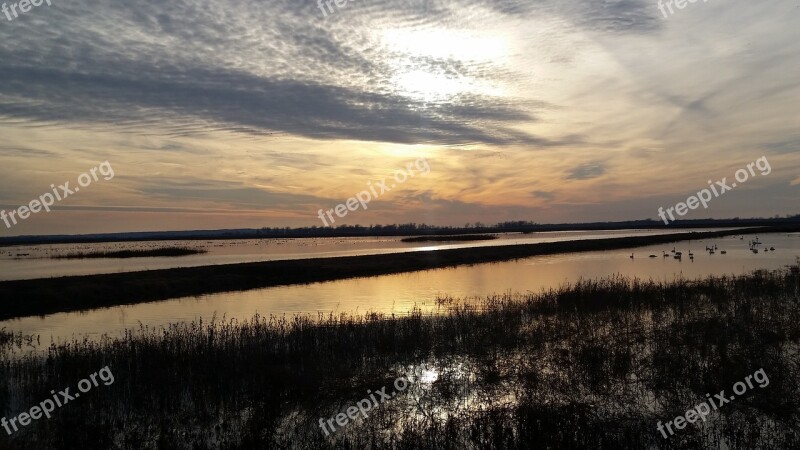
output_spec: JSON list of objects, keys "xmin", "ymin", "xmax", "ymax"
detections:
[
  {"xmin": 720, "ymin": 250, "xmax": 727, "ymax": 254},
  {"xmin": 649, "ymin": 254, "xmax": 657, "ymax": 258},
  {"xmin": 630, "ymin": 253, "xmax": 634, "ymax": 259}
]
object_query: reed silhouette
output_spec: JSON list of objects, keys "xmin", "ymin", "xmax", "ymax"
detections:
[
  {"xmin": 51, "ymin": 247, "xmax": 206, "ymax": 259},
  {"xmin": 1, "ymin": 263, "xmax": 799, "ymax": 449}
]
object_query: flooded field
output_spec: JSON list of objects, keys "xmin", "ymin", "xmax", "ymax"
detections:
[
  {"xmin": 2, "ymin": 232, "xmax": 797, "ymax": 345},
  {"xmin": 0, "ymin": 229, "xmax": 720, "ymax": 281}
]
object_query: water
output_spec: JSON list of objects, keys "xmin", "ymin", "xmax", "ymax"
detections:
[
  {"xmin": 1, "ymin": 232, "xmax": 797, "ymax": 346},
  {"xmin": 0, "ymin": 229, "xmax": 711, "ymax": 281}
]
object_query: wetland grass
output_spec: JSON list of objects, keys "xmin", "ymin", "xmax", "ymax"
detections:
[{"xmin": 1, "ymin": 265, "xmax": 799, "ymax": 449}]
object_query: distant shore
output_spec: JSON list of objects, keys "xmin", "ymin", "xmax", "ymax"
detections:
[
  {"xmin": 0, "ymin": 225, "xmax": 797, "ymax": 321},
  {"xmin": 1, "ymin": 217, "xmax": 798, "ymax": 247}
]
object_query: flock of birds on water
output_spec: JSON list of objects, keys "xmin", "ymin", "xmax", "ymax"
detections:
[{"xmin": 630, "ymin": 236, "xmax": 776, "ymax": 261}]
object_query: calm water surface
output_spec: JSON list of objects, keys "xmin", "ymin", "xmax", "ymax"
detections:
[
  {"xmin": 0, "ymin": 229, "xmax": 714, "ymax": 281},
  {"xmin": 1, "ymin": 232, "xmax": 797, "ymax": 346}
]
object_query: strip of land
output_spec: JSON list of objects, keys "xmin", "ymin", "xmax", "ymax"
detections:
[
  {"xmin": 0, "ymin": 225, "xmax": 796, "ymax": 321},
  {"xmin": 400, "ymin": 234, "xmax": 497, "ymax": 243}
]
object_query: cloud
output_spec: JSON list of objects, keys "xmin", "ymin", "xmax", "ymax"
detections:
[
  {"xmin": 763, "ymin": 137, "xmax": 800, "ymax": 155},
  {"xmin": 0, "ymin": 0, "xmax": 663, "ymax": 146},
  {"xmin": 135, "ymin": 177, "xmax": 329, "ymax": 208},
  {"xmin": 0, "ymin": 147, "xmax": 57, "ymax": 157},
  {"xmin": 566, "ymin": 162, "xmax": 606, "ymax": 180},
  {"xmin": 532, "ymin": 190, "xmax": 556, "ymax": 201},
  {"xmin": 0, "ymin": 64, "xmax": 556, "ymax": 145},
  {"xmin": 1, "ymin": 0, "xmax": 798, "ymax": 235},
  {"xmin": 0, "ymin": 4, "xmax": 423, "ymax": 144}
]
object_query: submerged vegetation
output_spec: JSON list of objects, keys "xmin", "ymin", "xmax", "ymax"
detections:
[
  {"xmin": 52, "ymin": 247, "xmax": 206, "ymax": 259},
  {"xmin": 1, "ymin": 265, "xmax": 799, "ymax": 449},
  {"xmin": 0, "ymin": 328, "xmax": 38, "ymax": 351}
]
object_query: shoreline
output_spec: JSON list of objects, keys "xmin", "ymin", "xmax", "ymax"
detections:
[
  {"xmin": 0, "ymin": 225, "xmax": 796, "ymax": 321},
  {"xmin": 1, "ymin": 218, "xmax": 797, "ymax": 247}
]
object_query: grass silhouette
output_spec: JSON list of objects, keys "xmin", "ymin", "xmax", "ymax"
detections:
[
  {"xmin": 1, "ymin": 263, "xmax": 799, "ymax": 448},
  {"xmin": 52, "ymin": 247, "xmax": 205, "ymax": 259}
]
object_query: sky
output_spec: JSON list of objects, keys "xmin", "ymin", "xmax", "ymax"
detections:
[{"xmin": 0, "ymin": 0, "xmax": 798, "ymax": 236}]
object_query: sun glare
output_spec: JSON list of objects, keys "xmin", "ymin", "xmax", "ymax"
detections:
[
  {"xmin": 393, "ymin": 70, "xmax": 467, "ymax": 102},
  {"xmin": 380, "ymin": 28, "xmax": 509, "ymax": 62},
  {"xmin": 380, "ymin": 28, "xmax": 510, "ymax": 103}
]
